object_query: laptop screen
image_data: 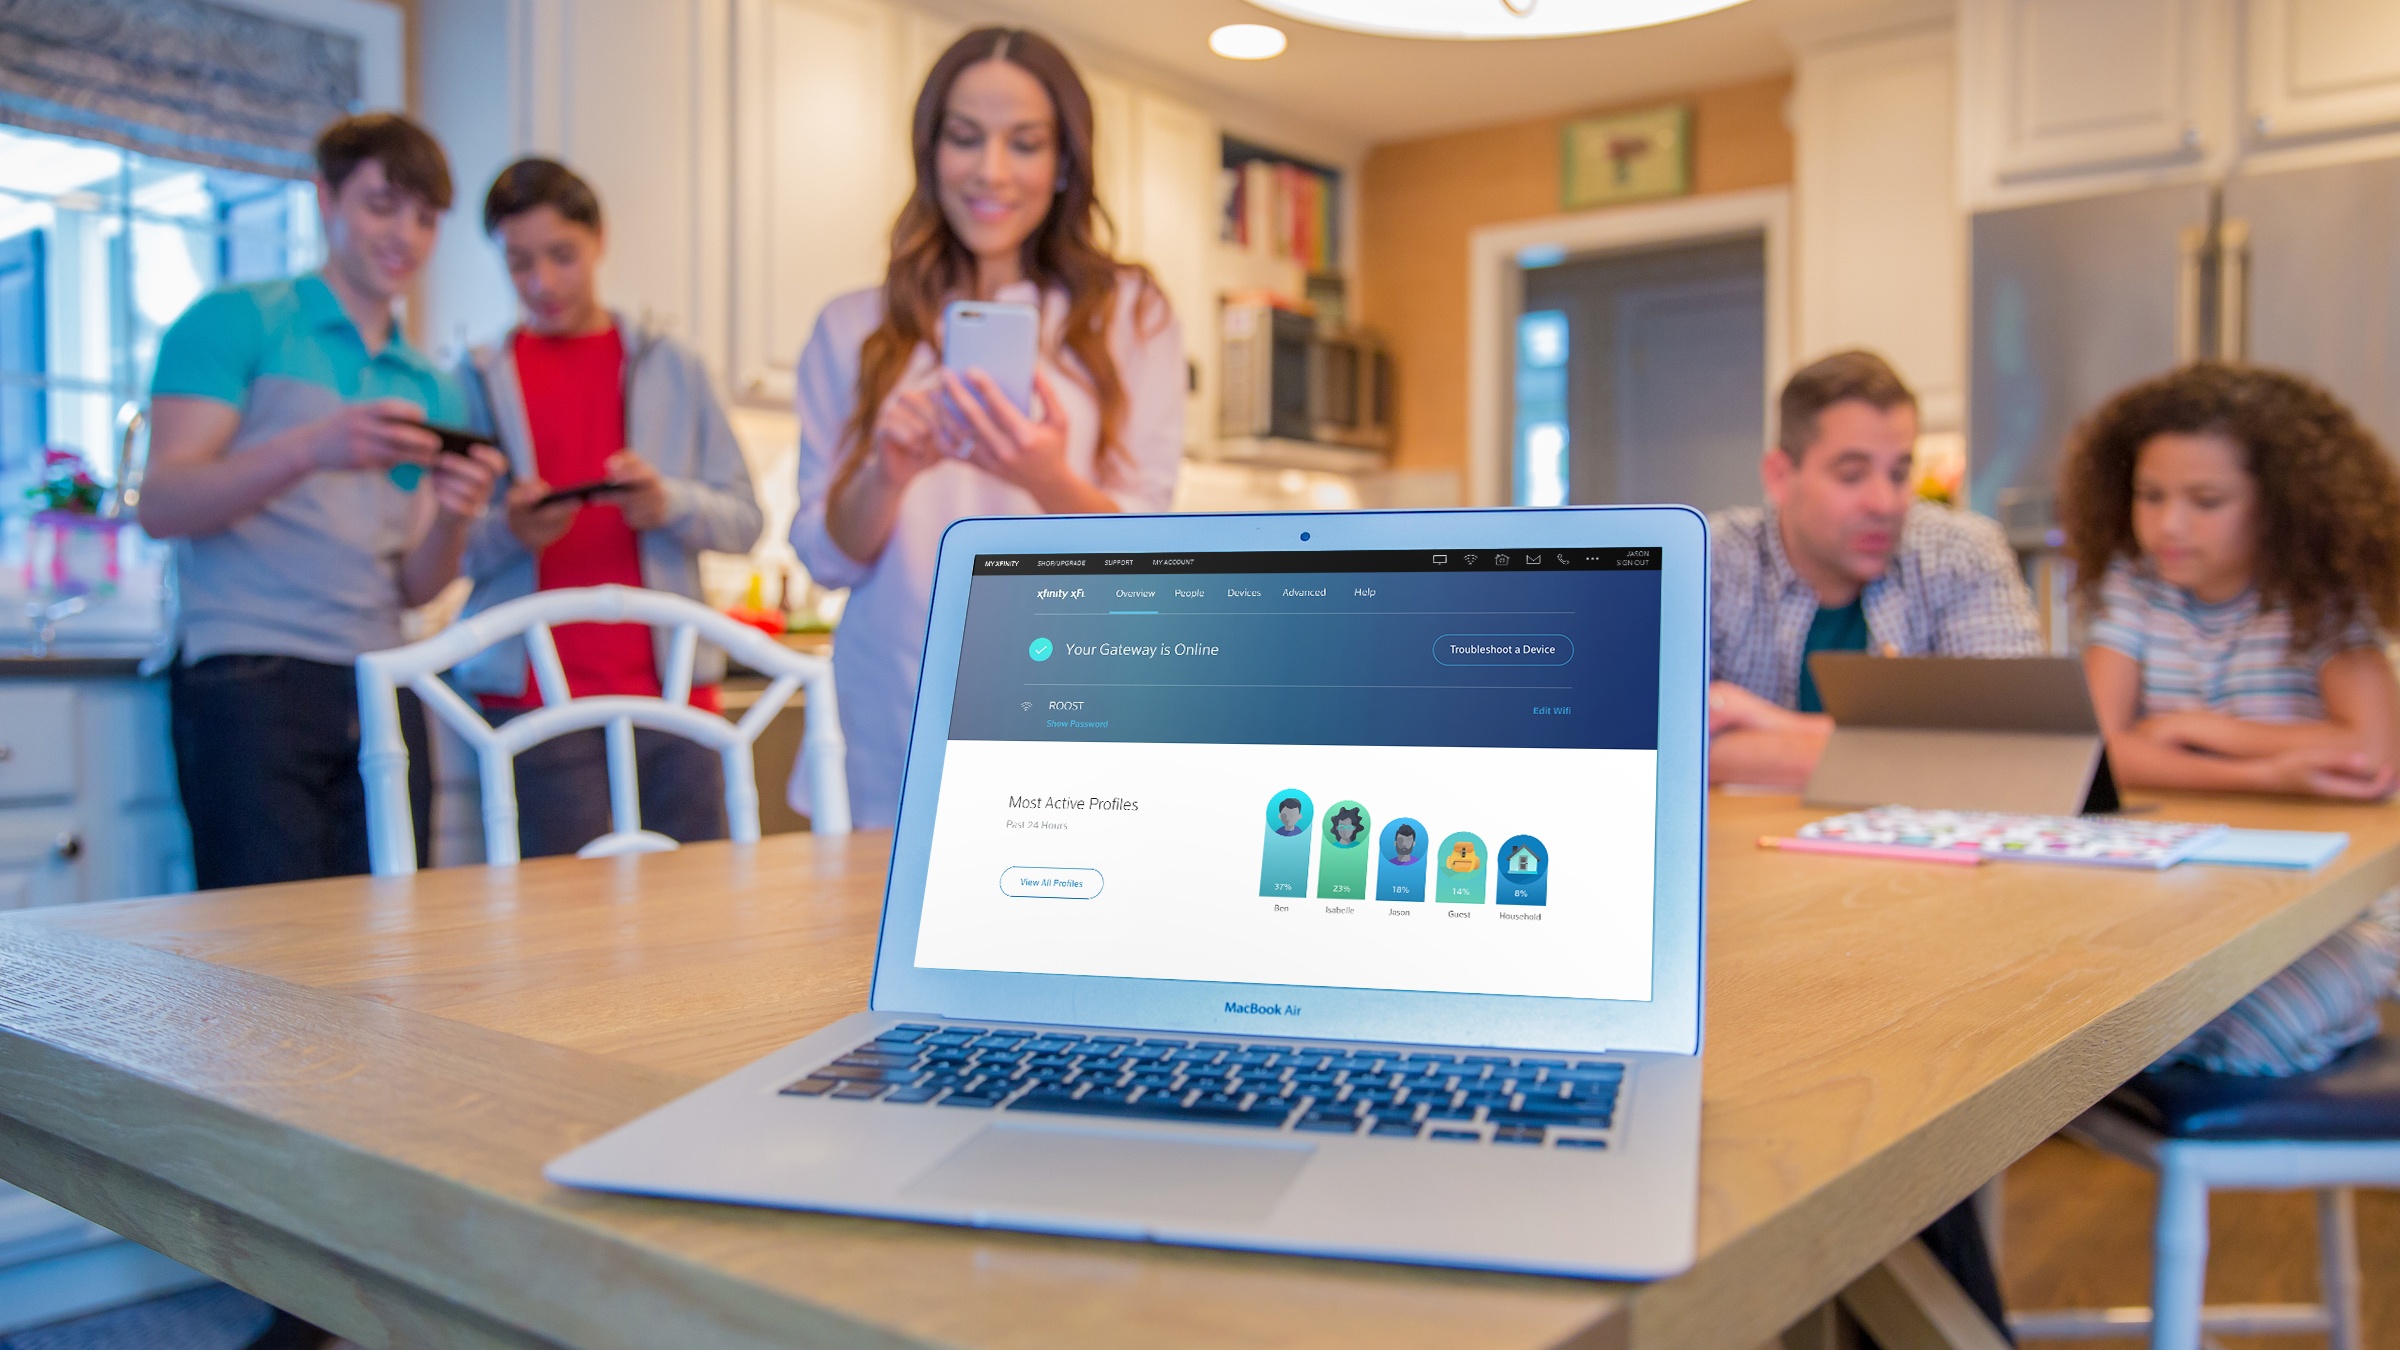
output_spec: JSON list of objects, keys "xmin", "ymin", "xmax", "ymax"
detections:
[{"xmin": 909, "ymin": 547, "xmax": 1664, "ymax": 1005}]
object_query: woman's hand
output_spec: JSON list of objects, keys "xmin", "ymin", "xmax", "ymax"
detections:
[
  {"xmin": 821, "ymin": 383, "xmax": 949, "ymax": 567},
  {"xmin": 504, "ymin": 476, "xmax": 578, "ymax": 553},
  {"xmin": 605, "ymin": 451, "xmax": 672, "ymax": 530},
  {"xmin": 871, "ymin": 385, "xmax": 947, "ymax": 490},
  {"xmin": 941, "ymin": 369, "xmax": 1113, "ymax": 514}
]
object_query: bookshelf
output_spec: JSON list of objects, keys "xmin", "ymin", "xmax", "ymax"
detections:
[{"xmin": 1218, "ymin": 137, "xmax": 1347, "ymax": 327}]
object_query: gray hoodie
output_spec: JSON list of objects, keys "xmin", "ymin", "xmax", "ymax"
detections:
[{"xmin": 453, "ymin": 313, "xmax": 763, "ymax": 697}]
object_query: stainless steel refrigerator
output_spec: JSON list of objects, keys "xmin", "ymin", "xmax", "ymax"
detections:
[
  {"xmin": 1970, "ymin": 155, "xmax": 2400, "ymax": 524},
  {"xmin": 1969, "ymin": 154, "xmax": 2400, "ymax": 647}
]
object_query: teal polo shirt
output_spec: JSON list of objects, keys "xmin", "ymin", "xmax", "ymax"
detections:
[{"xmin": 150, "ymin": 273, "xmax": 467, "ymax": 665}]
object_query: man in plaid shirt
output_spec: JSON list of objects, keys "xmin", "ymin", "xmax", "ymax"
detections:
[{"xmin": 1709, "ymin": 350, "xmax": 2041, "ymax": 787}]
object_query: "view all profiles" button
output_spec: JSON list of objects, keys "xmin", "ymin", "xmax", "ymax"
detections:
[{"xmin": 999, "ymin": 866, "xmax": 1106, "ymax": 899}]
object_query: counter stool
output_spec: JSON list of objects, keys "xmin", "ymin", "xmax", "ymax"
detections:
[
  {"xmin": 2010, "ymin": 1024, "xmax": 2400, "ymax": 1349},
  {"xmin": 356, "ymin": 585, "xmax": 849, "ymax": 874}
]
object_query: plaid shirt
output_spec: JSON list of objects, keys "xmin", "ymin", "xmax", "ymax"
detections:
[{"xmin": 1710, "ymin": 503, "xmax": 2042, "ymax": 708}]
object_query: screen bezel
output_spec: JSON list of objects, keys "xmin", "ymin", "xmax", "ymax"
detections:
[{"xmin": 866, "ymin": 506, "xmax": 1708, "ymax": 1056}]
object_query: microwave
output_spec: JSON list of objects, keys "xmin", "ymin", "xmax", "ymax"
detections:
[{"xmin": 1220, "ymin": 302, "xmax": 1391, "ymax": 450}]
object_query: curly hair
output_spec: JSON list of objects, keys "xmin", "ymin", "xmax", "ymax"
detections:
[{"xmin": 2060, "ymin": 362, "xmax": 2400, "ymax": 654}]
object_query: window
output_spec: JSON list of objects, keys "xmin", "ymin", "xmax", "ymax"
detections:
[
  {"xmin": 1514, "ymin": 309, "xmax": 1570, "ymax": 507},
  {"xmin": 0, "ymin": 122, "xmax": 321, "ymax": 485}
]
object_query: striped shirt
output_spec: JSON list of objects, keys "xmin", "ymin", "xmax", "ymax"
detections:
[
  {"xmin": 2088, "ymin": 559, "xmax": 2381, "ymax": 723},
  {"xmin": 2090, "ymin": 559, "xmax": 2400, "ymax": 1076},
  {"xmin": 1709, "ymin": 503, "xmax": 2042, "ymax": 709}
]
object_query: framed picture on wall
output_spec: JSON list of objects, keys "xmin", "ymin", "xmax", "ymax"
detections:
[{"xmin": 1562, "ymin": 105, "xmax": 1691, "ymax": 210}]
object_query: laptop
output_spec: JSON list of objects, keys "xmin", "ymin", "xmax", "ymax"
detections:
[{"xmin": 547, "ymin": 505, "xmax": 1711, "ymax": 1279}]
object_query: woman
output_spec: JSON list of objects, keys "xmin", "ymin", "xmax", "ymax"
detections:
[{"xmin": 789, "ymin": 27, "xmax": 1183, "ymax": 827}]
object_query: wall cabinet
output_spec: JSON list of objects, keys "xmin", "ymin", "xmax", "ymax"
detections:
[
  {"xmin": 418, "ymin": 0, "xmax": 731, "ymax": 374},
  {"xmin": 1127, "ymin": 94, "xmax": 1224, "ymax": 452},
  {"xmin": 2247, "ymin": 0, "xmax": 2400, "ymax": 143},
  {"xmin": 732, "ymin": 0, "xmax": 905, "ymax": 405},
  {"xmin": 1960, "ymin": 0, "xmax": 2400, "ymax": 209},
  {"xmin": 1959, "ymin": 0, "xmax": 2229, "ymax": 206},
  {"xmin": 1793, "ymin": 12, "xmax": 1965, "ymax": 429}
]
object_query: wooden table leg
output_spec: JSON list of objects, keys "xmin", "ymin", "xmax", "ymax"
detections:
[
  {"xmin": 1837, "ymin": 1240, "xmax": 2012, "ymax": 1350},
  {"xmin": 1773, "ymin": 1300, "xmax": 1865, "ymax": 1350}
]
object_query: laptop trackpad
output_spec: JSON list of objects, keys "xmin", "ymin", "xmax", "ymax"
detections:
[{"xmin": 901, "ymin": 1123, "xmax": 1312, "ymax": 1225}]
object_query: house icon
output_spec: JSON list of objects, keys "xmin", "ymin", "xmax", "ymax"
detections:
[{"xmin": 1506, "ymin": 846, "xmax": 1538, "ymax": 874}]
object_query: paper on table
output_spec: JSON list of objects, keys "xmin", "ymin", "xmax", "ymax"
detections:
[{"xmin": 2183, "ymin": 829, "xmax": 2350, "ymax": 871}]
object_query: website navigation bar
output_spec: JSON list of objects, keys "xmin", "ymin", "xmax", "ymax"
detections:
[{"xmin": 973, "ymin": 547, "xmax": 1662, "ymax": 576}]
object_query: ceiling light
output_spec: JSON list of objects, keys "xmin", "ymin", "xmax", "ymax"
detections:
[
  {"xmin": 1210, "ymin": 23, "xmax": 1289, "ymax": 59},
  {"xmin": 1245, "ymin": 0, "xmax": 1749, "ymax": 39}
]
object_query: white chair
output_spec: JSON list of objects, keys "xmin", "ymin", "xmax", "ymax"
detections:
[
  {"xmin": 357, "ymin": 585, "xmax": 848, "ymax": 874},
  {"xmin": 2009, "ymin": 1023, "xmax": 2400, "ymax": 1350}
]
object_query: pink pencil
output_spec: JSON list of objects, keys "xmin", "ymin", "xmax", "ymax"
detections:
[{"xmin": 1757, "ymin": 835, "xmax": 1985, "ymax": 866}]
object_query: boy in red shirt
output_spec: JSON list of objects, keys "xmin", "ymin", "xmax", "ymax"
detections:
[{"xmin": 456, "ymin": 158, "xmax": 763, "ymax": 857}]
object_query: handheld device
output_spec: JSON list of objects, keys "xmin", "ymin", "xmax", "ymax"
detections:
[
  {"xmin": 401, "ymin": 419, "xmax": 499, "ymax": 457},
  {"xmin": 940, "ymin": 299, "xmax": 1039, "ymax": 428},
  {"xmin": 386, "ymin": 418, "xmax": 497, "ymax": 490},
  {"xmin": 530, "ymin": 480, "xmax": 627, "ymax": 511}
]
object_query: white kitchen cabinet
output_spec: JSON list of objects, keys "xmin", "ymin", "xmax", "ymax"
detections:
[
  {"xmin": 1959, "ymin": 0, "xmax": 2234, "ymax": 207},
  {"xmin": 1959, "ymin": 0, "xmax": 2400, "ymax": 207},
  {"xmin": 1086, "ymin": 70, "xmax": 1142, "ymax": 254},
  {"xmin": 731, "ymin": 0, "xmax": 910, "ymax": 406},
  {"xmin": 1129, "ymin": 94, "xmax": 1222, "ymax": 452},
  {"xmin": 1793, "ymin": 8, "xmax": 1965, "ymax": 429},
  {"xmin": 2246, "ymin": 0, "xmax": 2400, "ymax": 143},
  {"xmin": 0, "ymin": 675, "xmax": 189, "ymax": 910},
  {"xmin": 0, "ymin": 672, "xmax": 184, "ymax": 903},
  {"xmin": 418, "ymin": 0, "xmax": 732, "ymax": 374}
]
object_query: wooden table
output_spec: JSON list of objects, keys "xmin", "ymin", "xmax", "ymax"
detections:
[{"xmin": 2, "ymin": 791, "xmax": 2395, "ymax": 1350}]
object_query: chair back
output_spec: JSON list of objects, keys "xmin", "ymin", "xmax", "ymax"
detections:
[{"xmin": 356, "ymin": 585, "xmax": 848, "ymax": 875}]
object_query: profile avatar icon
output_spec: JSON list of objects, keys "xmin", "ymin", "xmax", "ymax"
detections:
[
  {"xmin": 1388, "ymin": 824, "xmax": 1421, "ymax": 866},
  {"xmin": 1326, "ymin": 805, "xmax": 1366, "ymax": 847},
  {"xmin": 1507, "ymin": 845, "xmax": 1540, "ymax": 875},
  {"xmin": 1273, "ymin": 797, "xmax": 1306, "ymax": 837},
  {"xmin": 1446, "ymin": 840, "xmax": 1482, "ymax": 872}
]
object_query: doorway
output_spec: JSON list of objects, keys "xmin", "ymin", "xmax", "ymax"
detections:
[
  {"xmin": 1515, "ymin": 234, "xmax": 1766, "ymax": 511},
  {"xmin": 1467, "ymin": 187, "xmax": 1789, "ymax": 508}
]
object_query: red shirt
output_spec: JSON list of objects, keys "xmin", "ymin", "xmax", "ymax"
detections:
[{"xmin": 484, "ymin": 327, "xmax": 717, "ymax": 712}]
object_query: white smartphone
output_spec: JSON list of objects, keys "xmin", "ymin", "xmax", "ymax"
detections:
[{"xmin": 940, "ymin": 300, "xmax": 1039, "ymax": 427}]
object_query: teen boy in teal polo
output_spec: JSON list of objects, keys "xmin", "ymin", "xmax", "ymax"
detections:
[{"xmin": 140, "ymin": 113, "xmax": 506, "ymax": 889}]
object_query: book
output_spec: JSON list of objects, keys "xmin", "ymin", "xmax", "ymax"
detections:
[{"xmin": 1794, "ymin": 806, "xmax": 2229, "ymax": 870}]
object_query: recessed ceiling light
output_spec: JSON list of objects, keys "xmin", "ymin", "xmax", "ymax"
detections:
[
  {"xmin": 1210, "ymin": 23, "xmax": 1289, "ymax": 59},
  {"xmin": 1245, "ymin": 0, "xmax": 1750, "ymax": 39}
]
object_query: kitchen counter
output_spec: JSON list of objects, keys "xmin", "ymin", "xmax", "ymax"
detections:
[{"xmin": 0, "ymin": 658, "xmax": 147, "ymax": 679}]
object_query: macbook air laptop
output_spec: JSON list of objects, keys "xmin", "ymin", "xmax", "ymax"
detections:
[{"xmin": 547, "ymin": 505, "xmax": 1711, "ymax": 1279}]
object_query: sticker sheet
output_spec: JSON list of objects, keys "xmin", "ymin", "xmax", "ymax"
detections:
[{"xmin": 1796, "ymin": 807, "xmax": 2228, "ymax": 869}]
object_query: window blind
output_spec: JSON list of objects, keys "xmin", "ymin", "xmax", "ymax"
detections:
[{"xmin": 0, "ymin": 0, "xmax": 363, "ymax": 178}]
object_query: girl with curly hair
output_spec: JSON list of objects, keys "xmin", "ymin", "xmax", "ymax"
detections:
[
  {"xmin": 2062, "ymin": 362, "xmax": 2400, "ymax": 1074},
  {"xmin": 2063, "ymin": 361, "xmax": 2400, "ymax": 798}
]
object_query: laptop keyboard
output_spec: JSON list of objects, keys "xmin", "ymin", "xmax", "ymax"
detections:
[{"xmin": 779, "ymin": 1024, "xmax": 1625, "ymax": 1148}]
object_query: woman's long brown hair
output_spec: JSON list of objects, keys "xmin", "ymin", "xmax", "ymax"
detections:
[{"xmin": 838, "ymin": 27, "xmax": 1162, "ymax": 478}]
